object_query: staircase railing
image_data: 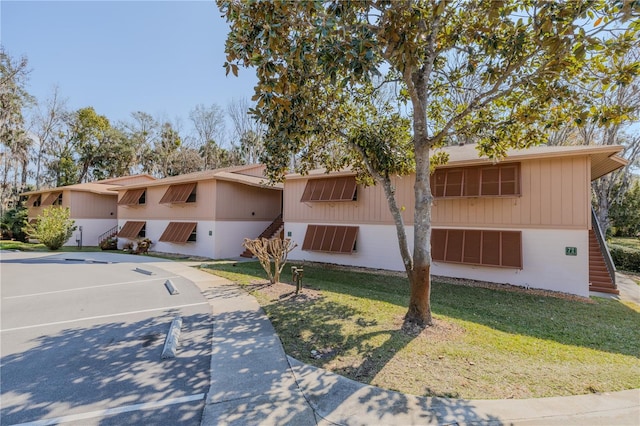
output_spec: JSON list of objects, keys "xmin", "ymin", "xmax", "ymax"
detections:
[
  {"xmin": 98, "ymin": 225, "xmax": 119, "ymax": 246},
  {"xmin": 591, "ymin": 208, "xmax": 616, "ymax": 287},
  {"xmin": 240, "ymin": 214, "xmax": 284, "ymax": 258}
]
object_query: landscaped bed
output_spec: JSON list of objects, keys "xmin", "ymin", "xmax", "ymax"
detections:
[{"xmin": 201, "ymin": 261, "xmax": 640, "ymax": 400}]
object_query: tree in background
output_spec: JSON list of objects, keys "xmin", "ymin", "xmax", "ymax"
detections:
[
  {"xmin": 219, "ymin": 0, "xmax": 639, "ymax": 327},
  {"xmin": 610, "ymin": 180, "xmax": 640, "ymax": 237},
  {"xmin": 189, "ymin": 103, "xmax": 231, "ymax": 169},
  {"xmin": 548, "ymin": 47, "xmax": 640, "ymax": 235},
  {"xmin": 0, "ymin": 47, "xmax": 34, "ymax": 213},
  {"xmin": 227, "ymin": 98, "xmax": 265, "ymax": 164},
  {"xmin": 27, "ymin": 206, "xmax": 75, "ymax": 250},
  {"xmin": 122, "ymin": 111, "xmax": 160, "ymax": 175},
  {"xmin": 30, "ymin": 86, "xmax": 67, "ymax": 189}
]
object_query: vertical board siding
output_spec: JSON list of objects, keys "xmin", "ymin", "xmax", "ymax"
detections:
[
  {"xmin": 432, "ymin": 157, "xmax": 589, "ymax": 229},
  {"xmin": 215, "ymin": 181, "xmax": 281, "ymax": 220},
  {"xmin": 285, "ymin": 157, "xmax": 589, "ymax": 230},
  {"xmin": 117, "ymin": 181, "xmax": 216, "ymax": 220},
  {"xmin": 284, "ymin": 175, "xmax": 415, "ymax": 225},
  {"xmin": 70, "ymin": 192, "xmax": 118, "ymax": 219}
]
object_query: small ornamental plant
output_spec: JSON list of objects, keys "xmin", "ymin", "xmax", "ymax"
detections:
[
  {"xmin": 242, "ymin": 237, "xmax": 297, "ymax": 284},
  {"xmin": 26, "ymin": 207, "xmax": 76, "ymax": 250}
]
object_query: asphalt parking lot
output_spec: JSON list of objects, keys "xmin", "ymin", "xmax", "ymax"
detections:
[{"xmin": 0, "ymin": 251, "xmax": 213, "ymax": 425}]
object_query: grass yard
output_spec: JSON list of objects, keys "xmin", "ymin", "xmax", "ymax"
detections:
[
  {"xmin": 201, "ymin": 261, "xmax": 640, "ymax": 400},
  {"xmin": 0, "ymin": 240, "xmax": 103, "ymax": 252},
  {"xmin": 609, "ymin": 237, "xmax": 640, "ymax": 251}
]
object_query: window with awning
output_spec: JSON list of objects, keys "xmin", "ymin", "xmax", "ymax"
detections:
[
  {"xmin": 431, "ymin": 228, "xmax": 522, "ymax": 268},
  {"xmin": 159, "ymin": 183, "xmax": 197, "ymax": 204},
  {"xmin": 117, "ymin": 221, "xmax": 146, "ymax": 239},
  {"xmin": 302, "ymin": 225, "xmax": 359, "ymax": 254},
  {"xmin": 118, "ymin": 189, "xmax": 146, "ymax": 205},
  {"xmin": 26, "ymin": 194, "xmax": 42, "ymax": 207},
  {"xmin": 41, "ymin": 192, "xmax": 62, "ymax": 206},
  {"xmin": 431, "ymin": 163, "xmax": 520, "ymax": 198},
  {"xmin": 159, "ymin": 222, "xmax": 197, "ymax": 243},
  {"xmin": 300, "ymin": 176, "xmax": 357, "ymax": 202}
]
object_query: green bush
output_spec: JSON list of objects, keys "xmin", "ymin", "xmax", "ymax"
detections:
[
  {"xmin": 609, "ymin": 244, "xmax": 640, "ymax": 273},
  {"xmin": 27, "ymin": 207, "xmax": 76, "ymax": 250},
  {"xmin": 1, "ymin": 206, "xmax": 28, "ymax": 241}
]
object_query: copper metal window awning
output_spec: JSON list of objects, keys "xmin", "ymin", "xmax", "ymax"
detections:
[
  {"xmin": 159, "ymin": 222, "xmax": 197, "ymax": 243},
  {"xmin": 159, "ymin": 183, "xmax": 196, "ymax": 204},
  {"xmin": 300, "ymin": 176, "xmax": 357, "ymax": 202},
  {"xmin": 118, "ymin": 221, "xmax": 146, "ymax": 238}
]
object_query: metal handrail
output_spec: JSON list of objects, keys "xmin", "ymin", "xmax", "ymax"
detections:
[
  {"xmin": 591, "ymin": 208, "xmax": 616, "ymax": 287},
  {"xmin": 98, "ymin": 225, "xmax": 119, "ymax": 245}
]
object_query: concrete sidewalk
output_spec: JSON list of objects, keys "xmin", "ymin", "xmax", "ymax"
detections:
[{"xmin": 154, "ymin": 262, "xmax": 640, "ymax": 426}]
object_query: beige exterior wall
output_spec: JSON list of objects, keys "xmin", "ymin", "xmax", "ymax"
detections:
[
  {"xmin": 215, "ymin": 181, "xmax": 282, "ymax": 221},
  {"xmin": 284, "ymin": 175, "xmax": 414, "ymax": 225},
  {"xmin": 432, "ymin": 157, "xmax": 590, "ymax": 229},
  {"xmin": 27, "ymin": 189, "xmax": 70, "ymax": 219},
  {"xmin": 235, "ymin": 164, "xmax": 267, "ymax": 178},
  {"xmin": 117, "ymin": 180, "xmax": 217, "ymax": 220},
  {"xmin": 69, "ymin": 192, "xmax": 117, "ymax": 219},
  {"xmin": 285, "ymin": 156, "xmax": 591, "ymax": 230}
]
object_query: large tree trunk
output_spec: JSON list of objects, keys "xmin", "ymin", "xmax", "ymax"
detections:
[{"xmin": 406, "ymin": 140, "xmax": 434, "ymax": 327}]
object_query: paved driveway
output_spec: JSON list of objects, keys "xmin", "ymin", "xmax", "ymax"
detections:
[{"xmin": 0, "ymin": 251, "xmax": 212, "ymax": 425}]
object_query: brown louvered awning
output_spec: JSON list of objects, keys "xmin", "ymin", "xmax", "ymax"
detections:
[
  {"xmin": 302, "ymin": 225, "xmax": 359, "ymax": 253},
  {"xmin": 301, "ymin": 176, "xmax": 357, "ymax": 202},
  {"xmin": 41, "ymin": 192, "xmax": 62, "ymax": 206},
  {"xmin": 159, "ymin": 183, "xmax": 196, "ymax": 204},
  {"xmin": 159, "ymin": 222, "xmax": 197, "ymax": 243},
  {"xmin": 26, "ymin": 194, "xmax": 41, "ymax": 206},
  {"xmin": 118, "ymin": 189, "xmax": 146, "ymax": 205},
  {"xmin": 117, "ymin": 221, "xmax": 146, "ymax": 239}
]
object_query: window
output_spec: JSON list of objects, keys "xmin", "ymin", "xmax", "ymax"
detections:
[
  {"xmin": 41, "ymin": 192, "xmax": 62, "ymax": 207},
  {"xmin": 300, "ymin": 176, "xmax": 357, "ymax": 202},
  {"xmin": 431, "ymin": 228, "xmax": 522, "ymax": 268},
  {"xmin": 431, "ymin": 163, "xmax": 520, "ymax": 198},
  {"xmin": 159, "ymin": 222, "xmax": 197, "ymax": 243},
  {"xmin": 159, "ymin": 183, "xmax": 197, "ymax": 204},
  {"xmin": 118, "ymin": 221, "xmax": 146, "ymax": 239},
  {"xmin": 302, "ymin": 225, "xmax": 359, "ymax": 254},
  {"xmin": 118, "ymin": 189, "xmax": 146, "ymax": 206},
  {"xmin": 27, "ymin": 194, "xmax": 42, "ymax": 207}
]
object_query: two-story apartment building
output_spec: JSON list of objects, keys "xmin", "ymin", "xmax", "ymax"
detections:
[
  {"xmin": 283, "ymin": 144, "xmax": 626, "ymax": 297},
  {"xmin": 113, "ymin": 164, "xmax": 283, "ymax": 259},
  {"xmin": 23, "ymin": 175, "xmax": 156, "ymax": 247}
]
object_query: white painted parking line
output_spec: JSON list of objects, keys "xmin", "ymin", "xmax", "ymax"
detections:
[
  {"xmin": 0, "ymin": 302, "xmax": 209, "ymax": 333},
  {"xmin": 9, "ymin": 393, "xmax": 206, "ymax": 425},
  {"xmin": 2, "ymin": 276, "xmax": 181, "ymax": 299}
]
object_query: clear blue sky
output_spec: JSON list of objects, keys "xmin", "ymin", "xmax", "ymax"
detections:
[{"xmin": 1, "ymin": 1, "xmax": 257, "ymax": 135}]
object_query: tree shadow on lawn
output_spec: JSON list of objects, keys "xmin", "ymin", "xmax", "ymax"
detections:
[
  {"xmin": 0, "ymin": 313, "xmax": 211, "ymax": 425},
  {"xmin": 262, "ymin": 293, "xmax": 465, "ymax": 397},
  {"xmin": 208, "ymin": 262, "xmax": 640, "ymax": 358}
]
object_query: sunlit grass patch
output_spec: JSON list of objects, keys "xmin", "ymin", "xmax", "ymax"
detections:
[{"xmin": 201, "ymin": 261, "xmax": 640, "ymax": 399}]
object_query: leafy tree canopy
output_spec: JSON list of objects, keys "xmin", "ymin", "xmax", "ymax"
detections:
[{"xmin": 219, "ymin": 0, "xmax": 639, "ymax": 327}]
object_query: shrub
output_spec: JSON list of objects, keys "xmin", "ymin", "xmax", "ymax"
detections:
[
  {"xmin": 100, "ymin": 237, "xmax": 118, "ymax": 250},
  {"xmin": 1, "ymin": 206, "xmax": 28, "ymax": 241},
  {"xmin": 27, "ymin": 207, "xmax": 76, "ymax": 250},
  {"xmin": 609, "ymin": 244, "xmax": 640, "ymax": 273}
]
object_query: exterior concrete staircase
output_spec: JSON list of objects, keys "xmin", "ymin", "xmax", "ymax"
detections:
[
  {"xmin": 589, "ymin": 209, "xmax": 618, "ymax": 295},
  {"xmin": 240, "ymin": 214, "xmax": 284, "ymax": 258},
  {"xmin": 98, "ymin": 225, "xmax": 119, "ymax": 248}
]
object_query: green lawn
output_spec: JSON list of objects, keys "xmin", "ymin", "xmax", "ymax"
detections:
[
  {"xmin": 609, "ymin": 237, "xmax": 640, "ymax": 251},
  {"xmin": 201, "ymin": 261, "xmax": 640, "ymax": 399},
  {"xmin": 0, "ymin": 240, "xmax": 103, "ymax": 252}
]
